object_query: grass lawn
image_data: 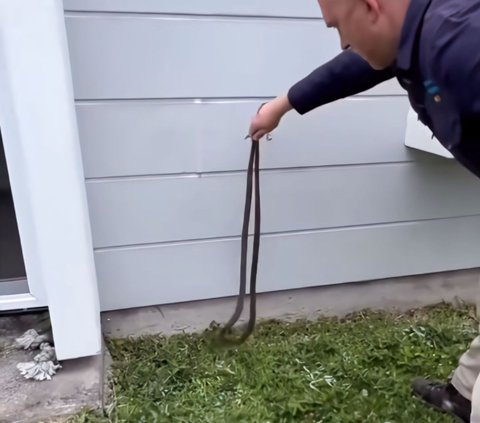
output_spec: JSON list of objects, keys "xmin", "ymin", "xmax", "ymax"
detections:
[{"xmin": 72, "ymin": 303, "xmax": 477, "ymax": 422}]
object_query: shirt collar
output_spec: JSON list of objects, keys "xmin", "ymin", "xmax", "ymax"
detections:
[{"xmin": 396, "ymin": 0, "xmax": 433, "ymax": 71}]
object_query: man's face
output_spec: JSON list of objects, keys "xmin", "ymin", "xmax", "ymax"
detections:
[{"xmin": 318, "ymin": 0, "xmax": 398, "ymax": 70}]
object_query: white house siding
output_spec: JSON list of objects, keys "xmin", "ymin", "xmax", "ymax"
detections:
[{"xmin": 63, "ymin": 0, "xmax": 480, "ymax": 311}]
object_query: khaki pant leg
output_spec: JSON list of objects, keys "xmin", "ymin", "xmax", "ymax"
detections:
[
  {"xmin": 452, "ymin": 275, "xmax": 480, "ymax": 421},
  {"xmin": 451, "ymin": 336, "xmax": 480, "ymax": 401},
  {"xmin": 471, "ymin": 372, "xmax": 480, "ymax": 423}
]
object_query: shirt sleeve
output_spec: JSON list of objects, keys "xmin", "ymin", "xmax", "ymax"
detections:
[{"xmin": 287, "ymin": 49, "xmax": 395, "ymax": 115}]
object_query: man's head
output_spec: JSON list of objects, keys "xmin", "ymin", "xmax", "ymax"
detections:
[{"xmin": 318, "ymin": 0, "xmax": 411, "ymax": 69}]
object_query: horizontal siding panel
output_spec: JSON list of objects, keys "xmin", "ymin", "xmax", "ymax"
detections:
[
  {"xmin": 95, "ymin": 215, "xmax": 480, "ymax": 310},
  {"xmin": 86, "ymin": 161, "xmax": 480, "ymax": 248},
  {"xmin": 78, "ymin": 97, "xmax": 414, "ymax": 178},
  {"xmin": 63, "ymin": 0, "xmax": 321, "ymax": 18},
  {"xmin": 65, "ymin": 15, "xmax": 403, "ymax": 100}
]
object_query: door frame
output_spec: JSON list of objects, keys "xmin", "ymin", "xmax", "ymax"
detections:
[{"xmin": 0, "ymin": 0, "xmax": 102, "ymax": 359}]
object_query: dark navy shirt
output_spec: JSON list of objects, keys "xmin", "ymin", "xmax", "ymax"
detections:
[{"xmin": 288, "ymin": 0, "xmax": 480, "ymax": 177}]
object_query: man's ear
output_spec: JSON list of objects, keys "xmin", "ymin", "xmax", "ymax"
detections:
[{"xmin": 363, "ymin": 0, "xmax": 381, "ymax": 22}]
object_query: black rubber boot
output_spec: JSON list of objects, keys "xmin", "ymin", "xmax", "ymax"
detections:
[{"xmin": 411, "ymin": 378, "xmax": 471, "ymax": 422}]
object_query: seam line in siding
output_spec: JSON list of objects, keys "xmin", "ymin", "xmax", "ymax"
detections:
[
  {"xmin": 74, "ymin": 94, "xmax": 407, "ymax": 105},
  {"xmin": 84, "ymin": 161, "xmax": 420, "ymax": 183},
  {"xmin": 93, "ymin": 214, "xmax": 480, "ymax": 252},
  {"xmin": 76, "ymin": 97, "xmax": 276, "ymax": 105},
  {"xmin": 64, "ymin": 10, "xmax": 323, "ymax": 22}
]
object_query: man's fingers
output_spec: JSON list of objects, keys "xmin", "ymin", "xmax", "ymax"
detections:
[
  {"xmin": 249, "ymin": 115, "xmax": 262, "ymax": 138},
  {"xmin": 252, "ymin": 130, "xmax": 266, "ymax": 141},
  {"xmin": 248, "ymin": 118, "xmax": 263, "ymax": 141}
]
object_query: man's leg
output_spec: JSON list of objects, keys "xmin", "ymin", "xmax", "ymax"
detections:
[
  {"xmin": 412, "ymin": 335, "xmax": 480, "ymax": 422},
  {"xmin": 470, "ymin": 369, "xmax": 480, "ymax": 422},
  {"xmin": 452, "ymin": 336, "xmax": 480, "ymax": 401},
  {"xmin": 451, "ymin": 284, "xmax": 480, "ymax": 422},
  {"xmin": 412, "ymin": 320, "xmax": 480, "ymax": 422},
  {"xmin": 413, "ymin": 295, "xmax": 480, "ymax": 421}
]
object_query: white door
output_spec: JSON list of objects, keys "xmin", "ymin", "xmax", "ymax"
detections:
[
  {"xmin": 0, "ymin": 131, "xmax": 33, "ymax": 304},
  {"xmin": 0, "ymin": 0, "xmax": 102, "ymax": 360}
]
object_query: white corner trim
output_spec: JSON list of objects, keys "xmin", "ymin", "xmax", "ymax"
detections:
[{"xmin": 0, "ymin": 0, "xmax": 102, "ymax": 359}]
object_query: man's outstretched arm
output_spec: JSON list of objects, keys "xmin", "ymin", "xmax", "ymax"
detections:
[
  {"xmin": 249, "ymin": 49, "xmax": 394, "ymax": 140},
  {"xmin": 288, "ymin": 49, "xmax": 395, "ymax": 115}
]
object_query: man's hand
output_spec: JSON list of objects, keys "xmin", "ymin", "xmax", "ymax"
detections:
[{"xmin": 248, "ymin": 96, "xmax": 293, "ymax": 141}]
